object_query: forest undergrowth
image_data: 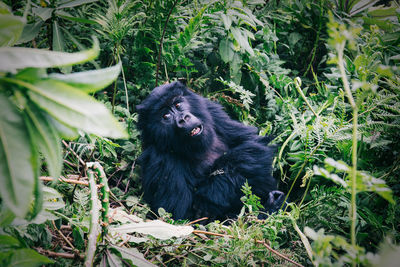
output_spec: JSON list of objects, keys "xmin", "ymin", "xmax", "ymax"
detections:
[{"xmin": 0, "ymin": 0, "xmax": 399, "ymax": 266}]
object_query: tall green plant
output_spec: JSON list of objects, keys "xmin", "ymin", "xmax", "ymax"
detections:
[{"xmin": 0, "ymin": 8, "xmax": 127, "ymax": 220}]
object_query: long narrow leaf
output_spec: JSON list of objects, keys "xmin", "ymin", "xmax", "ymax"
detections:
[
  {"xmin": 0, "ymin": 94, "xmax": 35, "ymax": 217},
  {"xmin": 24, "ymin": 103, "xmax": 62, "ymax": 179},
  {"xmin": 49, "ymin": 63, "xmax": 121, "ymax": 93},
  {"xmin": 57, "ymin": 0, "xmax": 99, "ymax": 9},
  {"xmin": 26, "ymin": 80, "xmax": 128, "ymax": 139},
  {"xmin": 0, "ymin": 38, "xmax": 99, "ymax": 72}
]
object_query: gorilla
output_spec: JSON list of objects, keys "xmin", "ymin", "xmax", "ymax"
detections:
[{"xmin": 136, "ymin": 81, "xmax": 284, "ymax": 221}]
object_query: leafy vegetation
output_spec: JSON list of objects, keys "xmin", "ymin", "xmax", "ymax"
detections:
[{"xmin": 0, "ymin": 0, "xmax": 399, "ymax": 266}]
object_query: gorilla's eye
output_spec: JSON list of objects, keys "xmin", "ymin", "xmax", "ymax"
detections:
[
  {"xmin": 163, "ymin": 113, "xmax": 171, "ymax": 120},
  {"xmin": 175, "ymin": 102, "xmax": 181, "ymax": 108}
]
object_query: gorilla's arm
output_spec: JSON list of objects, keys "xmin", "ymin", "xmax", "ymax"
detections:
[
  {"xmin": 194, "ymin": 140, "xmax": 277, "ymax": 220},
  {"xmin": 139, "ymin": 147, "xmax": 195, "ymax": 219}
]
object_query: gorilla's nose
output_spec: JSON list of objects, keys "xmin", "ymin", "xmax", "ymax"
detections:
[{"xmin": 177, "ymin": 113, "xmax": 191, "ymax": 127}]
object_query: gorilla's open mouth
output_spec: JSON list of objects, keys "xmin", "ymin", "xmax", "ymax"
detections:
[{"xmin": 190, "ymin": 125, "xmax": 203, "ymax": 137}]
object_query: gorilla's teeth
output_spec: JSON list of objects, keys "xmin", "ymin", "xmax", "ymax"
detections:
[{"xmin": 191, "ymin": 127, "xmax": 200, "ymax": 136}]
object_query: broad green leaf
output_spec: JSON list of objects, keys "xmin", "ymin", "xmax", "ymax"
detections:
[
  {"xmin": 110, "ymin": 220, "xmax": 193, "ymax": 240},
  {"xmin": 0, "ymin": 14, "xmax": 25, "ymax": 47},
  {"xmin": 0, "ymin": 38, "xmax": 99, "ymax": 72},
  {"xmin": 24, "ymin": 103, "xmax": 62, "ymax": 179},
  {"xmin": 58, "ymin": 0, "xmax": 99, "ymax": 9},
  {"xmin": 15, "ymin": 68, "xmax": 47, "ymax": 82},
  {"xmin": 0, "ymin": 2, "xmax": 11, "ymax": 14},
  {"xmin": 28, "ymin": 186, "xmax": 65, "ymax": 224},
  {"xmin": 32, "ymin": 7, "xmax": 53, "ymax": 21},
  {"xmin": 9, "ymin": 248, "xmax": 53, "ymax": 266},
  {"xmin": 16, "ymin": 21, "xmax": 44, "ymax": 45},
  {"xmin": 0, "ymin": 207, "xmax": 15, "ymax": 226},
  {"xmin": 219, "ymin": 38, "xmax": 235, "ymax": 63},
  {"xmin": 49, "ymin": 63, "xmax": 121, "ymax": 93},
  {"xmin": 27, "ymin": 80, "xmax": 128, "ymax": 139},
  {"xmin": 220, "ymin": 13, "xmax": 232, "ymax": 30},
  {"xmin": 45, "ymin": 115, "xmax": 79, "ymax": 140},
  {"xmin": 0, "ymin": 235, "xmax": 20, "ymax": 249},
  {"xmin": 110, "ymin": 245, "xmax": 156, "ymax": 267},
  {"xmin": 0, "ymin": 94, "xmax": 35, "ymax": 218}
]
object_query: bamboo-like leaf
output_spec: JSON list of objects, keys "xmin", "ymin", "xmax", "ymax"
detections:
[
  {"xmin": 0, "ymin": 38, "xmax": 99, "ymax": 72},
  {"xmin": 53, "ymin": 21, "xmax": 71, "ymax": 74},
  {"xmin": 16, "ymin": 21, "xmax": 44, "ymax": 45},
  {"xmin": 58, "ymin": 0, "xmax": 99, "ymax": 9},
  {"xmin": 24, "ymin": 103, "xmax": 62, "ymax": 179},
  {"xmin": 0, "ymin": 94, "xmax": 35, "ymax": 217},
  {"xmin": 49, "ymin": 63, "xmax": 121, "ymax": 93},
  {"xmin": 27, "ymin": 80, "xmax": 128, "ymax": 139},
  {"xmin": 56, "ymin": 10, "xmax": 97, "ymax": 24},
  {"xmin": 32, "ymin": 7, "xmax": 53, "ymax": 21},
  {"xmin": 0, "ymin": 14, "xmax": 25, "ymax": 47}
]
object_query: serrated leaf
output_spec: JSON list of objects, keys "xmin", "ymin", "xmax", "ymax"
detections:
[
  {"xmin": 0, "ymin": 38, "xmax": 99, "ymax": 72},
  {"xmin": 26, "ymin": 80, "xmax": 127, "ymax": 139},
  {"xmin": 110, "ymin": 220, "xmax": 193, "ymax": 240},
  {"xmin": 0, "ymin": 94, "xmax": 35, "ymax": 217},
  {"xmin": 49, "ymin": 63, "xmax": 121, "ymax": 93},
  {"xmin": 231, "ymin": 27, "xmax": 254, "ymax": 56},
  {"xmin": 24, "ymin": 103, "xmax": 62, "ymax": 179},
  {"xmin": 0, "ymin": 14, "xmax": 25, "ymax": 47}
]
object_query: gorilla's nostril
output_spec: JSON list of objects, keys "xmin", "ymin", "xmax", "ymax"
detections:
[{"xmin": 184, "ymin": 114, "xmax": 190, "ymax": 121}]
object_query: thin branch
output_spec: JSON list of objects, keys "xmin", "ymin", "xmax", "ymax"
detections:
[
  {"xmin": 36, "ymin": 248, "xmax": 84, "ymax": 259},
  {"xmin": 40, "ymin": 176, "xmax": 103, "ymax": 188},
  {"xmin": 155, "ymin": 0, "xmax": 179, "ymax": 86},
  {"xmin": 62, "ymin": 140, "xmax": 86, "ymax": 167}
]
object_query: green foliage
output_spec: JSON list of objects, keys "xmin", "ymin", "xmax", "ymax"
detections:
[
  {"xmin": 0, "ymin": 9, "xmax": 126, "ymax": 220},
  {"xmin": 1, "ymin": 0, "xmax": 399, "ymax": 266},
  {"xmin": 240, "ymin": 181, "xmax": 264, "ymax": 215}
]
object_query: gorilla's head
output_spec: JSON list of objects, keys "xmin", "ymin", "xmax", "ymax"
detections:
[{"xmin": 136, "ymin": 82, "xmax": 216, "ymax": 157}]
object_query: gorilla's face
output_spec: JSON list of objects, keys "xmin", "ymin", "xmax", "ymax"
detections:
[
  {"xmin": 160, "ymin": 96, "xmax": 204, "ymax": 139},
  {"xmin": 137, "ymin": 82, "xmax": 216, "ymax": 157}
]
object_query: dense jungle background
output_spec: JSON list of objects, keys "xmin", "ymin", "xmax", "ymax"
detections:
[{"xmin": 0, "ymin": 0, "xmax": 399, "ymax": 266}]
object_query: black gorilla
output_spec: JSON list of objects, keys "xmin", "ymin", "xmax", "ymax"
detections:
[{"xmin": 136, "ymin": 82, "xmax": 284, "ymax": 221}]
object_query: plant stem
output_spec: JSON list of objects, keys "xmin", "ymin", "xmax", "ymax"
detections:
[
  {"xmin": 118, "ymin": 53, "xmax": 130, "ymax": 114},
  {"xmin": 337, "ymin": 41, "xmax": 358, "ymax": 261},
  {"xmin": 155, "ymin": 0, "xmax": 179, "ymax": 87},
  {"xmin": 294, "ymin": 77, "xmax": 319, "ymax": 118},
  {"xmin": 85, "ymin": 168, "xmax": 100, "ymax": 267}
]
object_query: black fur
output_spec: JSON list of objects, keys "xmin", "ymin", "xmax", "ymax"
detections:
[{"xmin": 136, "ymin": 82, "xmax": 284, "ymax": 220}]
